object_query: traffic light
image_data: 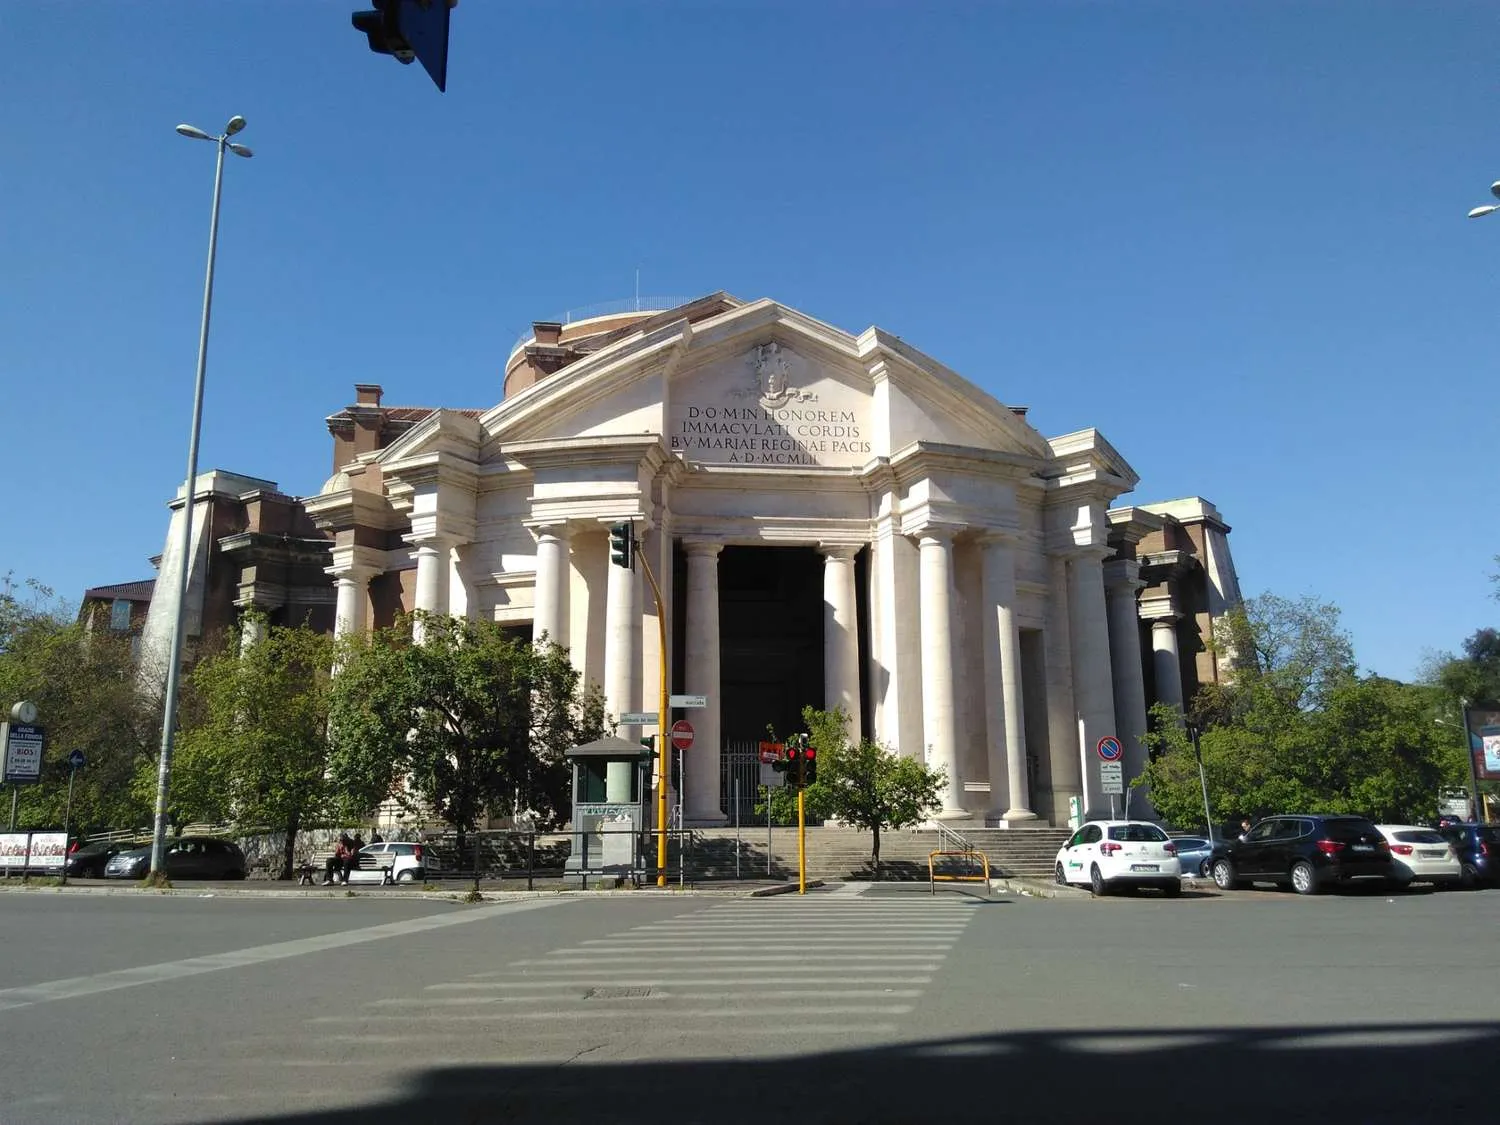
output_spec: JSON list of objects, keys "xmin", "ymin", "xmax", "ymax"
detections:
[
  {"xmin": 803, "ymin": 743, "xmax": 817, "ymax": 785},
  {"xmin": 608, "ymin": 522, "xmax": 635, "ymax": 571},
  {"xmin": 351, "ymin": 0, "xmax": 454, "ymax": 92},
  {"xmin": 781, "ymin": 734, "xmax": 815, "ymax": 787}
]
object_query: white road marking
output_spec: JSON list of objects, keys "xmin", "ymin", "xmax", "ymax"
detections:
[{"xmin": 0, "ymin": 897, "xmax": 571, "ymax": 1014}]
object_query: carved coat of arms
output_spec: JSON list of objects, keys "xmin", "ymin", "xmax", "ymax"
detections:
[{"xmin": 736, "ymin": 342, "xmax": 815, "ymax": 409}]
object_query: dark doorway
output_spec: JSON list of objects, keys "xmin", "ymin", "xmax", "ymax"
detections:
[{"xmin": 717, "ymin": 546, "xmax": 825, "ymax": 743}]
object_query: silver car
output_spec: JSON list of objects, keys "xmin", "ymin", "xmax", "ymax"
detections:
[{"xmin": 345, "ymin": 841, "xmax": 436, "ymax": 885}]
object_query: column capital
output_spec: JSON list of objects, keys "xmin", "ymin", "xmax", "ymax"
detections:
[
  {"xmin": 975, "ymin": 527, "xmax": 1022, "ymax": 548},
  {"xmin": 913, "ymin": 526, "xmax": 959, "ymax": 547},
  {"xmin": 1102, "ymin": 558, "xmax": 1144, "ymax": 591},
  {"xmin": 817, "ymin": 542, "xmax": 861, "ymax": 561},
  {"xmin": 1151, "ymin": 615, "xmax": 1183, "ymax": 630},
  {"xmin": 524, "ymin": 520, "xmax": 573, "ymax": 542},
  {"xmin": 403, "ymin": 531, "xmax": 457, "ymax": 554},
  {"xmin": 683, "ymin": 539, "xmax": 724, "ymax": 559},
  {"xmin": 1052, "ymin": 544, "xmax": 1113, "ymax": 565}
]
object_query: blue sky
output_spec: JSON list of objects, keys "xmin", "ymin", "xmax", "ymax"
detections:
[{"xmin": 3, "ymin": 2, "xmax": 1497, "ymax": 678}]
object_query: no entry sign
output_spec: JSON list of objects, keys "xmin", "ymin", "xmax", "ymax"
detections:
[{"xmin": 670, "ymin": 720, "xmax": 695, "ymax": 751}]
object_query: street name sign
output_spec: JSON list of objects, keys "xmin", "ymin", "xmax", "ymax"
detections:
[
  {"xmin": 669, "ymin": 694, "xmax": 707, "ymax": 709},
  {"xmin": 618, "ymin": 712, "xmax": 658, "ymax": 726}
]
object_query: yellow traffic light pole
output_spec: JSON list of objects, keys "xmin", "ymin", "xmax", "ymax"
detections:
[
  {"xmin": 636, "ymin": 540, "xmax": 671, "ymax": 888},
  {"xmin": 797, "ymin": 787, "xmax": 807, "ymax": 895}
]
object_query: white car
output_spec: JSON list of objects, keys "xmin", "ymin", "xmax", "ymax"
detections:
[
  {"xmin": 346, "ymin": 841, "xmax": 435, "ymax": 885},
  {"xmin": 1055, "ymin": 820, "xmax": 1183, "ymax": 896},
  {"xmin": 1376, "ymin": 824, "xmax": 1462, "ymax": 888}
]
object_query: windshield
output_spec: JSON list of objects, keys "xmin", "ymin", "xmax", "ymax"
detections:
[
  {"xmin": 1108, "ymin": 824, "xmax": 1169, "ymax": 842},
  {"xmin": 1393, "ymin": 830, "xmax": 1445, "ymax": 844}
]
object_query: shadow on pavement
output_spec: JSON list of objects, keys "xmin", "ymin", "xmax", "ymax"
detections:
[{"xmin": 223, "ymin": 1020, "xmax": 1500, "ymax": 1125}]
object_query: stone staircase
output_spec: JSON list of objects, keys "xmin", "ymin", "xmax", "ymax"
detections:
[{"xmin": 678, "ymin": 825, "xmax": 1071, "ymax": 883}]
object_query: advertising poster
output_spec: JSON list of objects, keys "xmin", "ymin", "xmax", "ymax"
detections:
[
  {"xmin": 0, "ymin": 831, "xmax": 66, "ymax": 871},
  {"xmin": 1468, "ymin": 706, "xmax": 1500, "ymax": 782},
  {"xmin": 2, "ymin": 722, "xmax": 46, "ymax": 784}
]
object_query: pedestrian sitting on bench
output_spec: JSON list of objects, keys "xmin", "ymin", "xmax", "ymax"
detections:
[{"xmin": 324, "ymin": 834, "xmax": 353, "ymax": 885}]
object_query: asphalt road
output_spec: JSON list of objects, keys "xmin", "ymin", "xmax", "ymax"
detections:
[{"xmin": 1, "ymin": 882, "xmax": 1497, "ymax": 1125}]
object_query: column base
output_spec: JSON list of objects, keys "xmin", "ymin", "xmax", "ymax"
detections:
[
  {"xmin": 932, "ymin": 808, "xmax": 975, "ymax": 822},
  {"xmin": 684, "ymin": 812, "xmax": 729, "ymax": 827},
  {"xmin": 1003, "ymin": 807, "xmax": 1038, "ymax": 823}
]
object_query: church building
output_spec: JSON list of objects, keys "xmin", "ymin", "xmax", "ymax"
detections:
[{"xmin": 134, "ymin": 293, "xmax": 1242, "ymax": 828}]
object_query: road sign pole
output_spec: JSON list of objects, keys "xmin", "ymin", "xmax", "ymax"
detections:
[
  {"xmin": 7, "ymin": 787, "xmax": 16, "ymax": 833},
  {"xmin": 635, "ymin": 542, "xmax": 671, "ymax": 889},
  {"xmin": 59, "ymin": 763, "xmax": 78, "ymax": 887}
]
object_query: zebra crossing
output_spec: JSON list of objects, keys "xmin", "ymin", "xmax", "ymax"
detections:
[{"xmin": 326, "ymin": 890, "xmax": 979, "ymax": 1053}]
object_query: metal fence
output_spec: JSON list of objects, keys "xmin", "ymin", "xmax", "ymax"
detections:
[{"xmin": 721, "ymin": 740, "xmax": 765, "ymax": 825}]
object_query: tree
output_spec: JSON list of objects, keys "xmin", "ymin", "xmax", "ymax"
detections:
[
  {"xmin": 794, "ymin": 706, "xmax": 945, "ymax": 879},
  {"xmin": 0, "ymin": 575, "xmax": 155, "ymax": 833},
  {"xmin": 326, "ymin": 613, "xmax": 607, "ymax": 855},
  {"xmin": 1145, "ymin": 593, "xmax": 1467, "ymax": 829},
  {"xmin": 167, "ymin": 617, "xmax": 336, "ymax": 879}
]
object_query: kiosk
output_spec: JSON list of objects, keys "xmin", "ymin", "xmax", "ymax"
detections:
[{"xmin": 564, "ymin": 736, "xmax": 654, "ymax": 885}]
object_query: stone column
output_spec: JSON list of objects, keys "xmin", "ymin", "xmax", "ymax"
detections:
[
  {"xmin": 821, "ymin": 545, "xmax": 862, "ymax": 735},
  {"xmin": 332, "ymin": 569, "xmax": 373, "ymax": 639},
  {"xmin": 530, "ymin": 524, "xmax": 572, "ymax": 649},
  {"xmin": 918, "ymin": 531, "xmax": 965, "ymax": 817},
  {"xmin": 410, "ymin": 537, "xmax": 451, "ymax": 644},
  {"xmin": 683, "ymin": 541, "xmax": 726, "ymax": 824},
  {"xmin": 1044, "ymin": 555, "xmax": 1082, "ymax": 824},
  {"xmin": 1152, "ymin": 618, "xmax": 1184, "ymax": 713},
  {"xmin": 604, "ymin": 540, "xmax": 643, "ymax": 803},
  {"xmin": 1104, "ymin": 561, "xmax": 1152, "ymax": 818},
  {"xmin": 1068, "ymin": 550, "xmax": 1117, "ymax": 817},
  {"xmin": 238, "ymin": 611, "xmax": 269, "ymax": 654},
  {"xmin": 980, "ymin": 536, "xmax": 1034, "ymax": 822}
]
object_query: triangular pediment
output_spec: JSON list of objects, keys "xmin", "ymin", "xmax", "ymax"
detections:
[{"xmin": 468, "ymin": 296, "xmax": 1050, "ymax": 471}]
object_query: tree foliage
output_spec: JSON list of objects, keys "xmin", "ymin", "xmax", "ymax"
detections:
[
  {"xmin": 786, "ymin": 706, "xmax": 945, "ymax": 878},
  {"xmin": 1145, "ymin": 593, "xmax": 1467, "ymax": 830},
  {"xmin": 326, "ymin": 613, "xmax": 608, "ymax": 850},
  {"xmin": 0, "ymin": 575, "xmax": 155, "ymax": 832},
  {"xmin": 167, "ymin": 616, "xmax": 336, "ymax": 878}
]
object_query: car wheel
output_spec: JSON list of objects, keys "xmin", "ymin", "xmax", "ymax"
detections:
[
  {"xmin": 1162, "ymin": 880, "xmax": 1182, "ymax": 898},
  {"xmin": 1291, "ymin": 861, "xmax": 1319, "ymax": 895},
  {"xmin": 1211, "ymin": 858, "xmax": 1240, "ymax": 891},
  {"xmin": 1460, "ymin": 862, "xmax": 1479, "ymax": 889},
  {"xmin": 396, "ymin": 870, "xmax": 417, "ymax": 884},
  {"xmin": 1055, "ymin": 862, "xmax": 1068, "ymax": 886},
  {"xmin": 1089, "ymin": 864, "xmax": 1107, "ymax": 897},
  {"xmin": 1199, "ymin": 858, "xmax": 1214, "ymax": 879}
]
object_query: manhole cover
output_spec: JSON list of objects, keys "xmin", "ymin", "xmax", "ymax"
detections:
[{"xmin": 583, "ymin": 986, "xmax": 653, "ymax": 1000}]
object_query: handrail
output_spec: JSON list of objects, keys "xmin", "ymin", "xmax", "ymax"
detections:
[{"xmin": 928, "ymin": 820, "xmax": 973, "ymax": 854}]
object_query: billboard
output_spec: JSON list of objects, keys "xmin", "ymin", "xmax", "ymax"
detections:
[
  {"xmin": 1466, "ymin": 705, "xmax": 1500, "ymax": 783},
  {"xmin": 0, "ymin": 831, "xmax": 66, "ymax": 872},
  {"xmin": 2, "ymin": 722, "xmax": 46, "ymax": 784}
]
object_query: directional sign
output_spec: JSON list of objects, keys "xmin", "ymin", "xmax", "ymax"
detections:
[
  {"xmin": 2, "ymin": 723, "xmax": 45, "ymax": 785},
  {"xmin": 669, "ymin": 694, "xmax": 707, "ymax": 709},
  {"xmin": 618, "ymin": 712, "xmax": 659, "ymax": 726},
  {"xmin": 66, "ymin": 749, "xmax": 87, "ymax": 770},
  {"xmin": 1096, "ymin": 735, "xmax": 1123, "ymax": 762},
  {"xmin": 670, "ymin": 720, "xmax": 695, "ymax": 751},
  {"xmin": 1099, "ymin": 760, "xmax": 1124, "ymax": 795}
]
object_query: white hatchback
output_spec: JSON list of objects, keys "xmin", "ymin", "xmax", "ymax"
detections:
[
  {"xmin": 346, "ymin": 842, "xmax": 435, "ymax": 885},
  {"xmin": 1376, "ymin": 825, "xmax": 1462, "ymax": 888},
  {"xmin": 1055, "ymin": 820, "xmax": 1183, "ymax": 896}
]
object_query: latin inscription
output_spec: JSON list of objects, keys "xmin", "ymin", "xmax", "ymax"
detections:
[{"xmin": 670, "ymin": 405, "xmax": 871, "ymax": 465}]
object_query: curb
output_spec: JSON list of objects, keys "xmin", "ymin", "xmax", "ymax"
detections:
[
  {"xmin": 0, "ymin": 882, "xmax": 797, "ymax": 901},
  {"xmin": 989, "ymin": 876, "xmax": 1092, "ymax": 900},
  {"xmin": 750, "ymin": 880, "xmax": 826, "ymax": 897}
]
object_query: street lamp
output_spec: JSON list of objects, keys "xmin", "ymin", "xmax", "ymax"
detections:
[
  {"xmin": 149, "ymin": 116, "xmax": 253, "ymax": 878},
  {"xmin": 1466, "ymin": 180, "xmax": 1500, "ymax": 219}
]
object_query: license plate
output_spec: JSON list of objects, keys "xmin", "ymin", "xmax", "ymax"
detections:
[
  {"xmin": 1130, "ymin": 864, "xmax": 1159, "ymax": 872},
  {"xmin": 1420, "ymin": 851, "xmax": 1445, "ymax": 859},
  {"xmin": 1351, "ymin": 844, "xmax": 1373, "ymax": 851}
]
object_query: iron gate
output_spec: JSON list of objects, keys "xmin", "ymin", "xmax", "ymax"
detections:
[{"xmin": 720, "ymin": 740, "xmax": 765, "ymax": 825}]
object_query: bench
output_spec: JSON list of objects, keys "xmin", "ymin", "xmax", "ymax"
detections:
[{"xmin": 297, "ymin": 851, "xmax": 340, "ymax": 886}]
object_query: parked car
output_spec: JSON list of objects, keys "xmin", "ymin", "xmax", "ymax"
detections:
[
  {"xmin": 1054, "ymin": 821, "xmax": 1182, "ymax": 896},
  {"xmin": 103, "ymin": 836, "xmax": 247, "ymax": 880},
  {"xmin": 1210, "ymin": 814, "xmax": 1391, "ymax": 895},
  {"xmin": 64, "ymin": 839, "xmax": 139, "ymax": 878},
  {"xmin": 1169, "ymin": 836, "xmax": 1216, "ymax": 878},
  {"xmin": 1436, "ymin": 823, "xmax": 1500, "ymax": 887},
  {"xmin": 1375, "ymin": 825, "xmax": 1462, "ymax": 888},
  {"xmin": 344, "ymin": 841, "xmax": 434, "ymax": 885}
]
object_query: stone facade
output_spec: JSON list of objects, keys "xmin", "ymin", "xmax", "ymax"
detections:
[{"xmin": 112, "ymin": 293, "xmax": 1244, "ymax": 829}]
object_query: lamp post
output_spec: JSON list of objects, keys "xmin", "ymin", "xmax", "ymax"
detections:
[
  {"xmin": 148, "ymin": 117, "xmax": 253, "ymax": 878},
  {"xmin": 1466, "ymin": 181, "xmax": 1500, "ymax": 219}
]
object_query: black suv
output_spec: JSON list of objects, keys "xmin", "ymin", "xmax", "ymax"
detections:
[
  {"xmin": 1437, "ymin": 823, "xmax": 1499, "ymax": 887},
  {"xmin": 1210, "ymin": 814, "xmax": 1392, "ymax": 895}
]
